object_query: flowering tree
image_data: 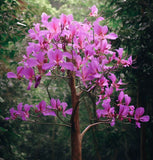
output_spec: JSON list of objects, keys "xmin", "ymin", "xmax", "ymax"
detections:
[{"xmin": 6, "ymin": 5, "xmax": 150, "ymax": 160}]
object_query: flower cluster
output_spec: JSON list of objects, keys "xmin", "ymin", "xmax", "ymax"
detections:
[
  {"xmin": 96, "ymin": 90, "xmax": 150, "ymax": 128},
  {"xmin": 5, "ymin": 103, "xmax": 32, "ymax": 121},
  {"xmin": 6, "ymin": 5, "xmax": 149, "ymax": 127},
  {"xmin": 6, "ymin": 98, "xmax": 72, "ymax": 120}
]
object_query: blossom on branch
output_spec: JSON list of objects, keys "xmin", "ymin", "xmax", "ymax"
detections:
[{"xmin": 6, "ymin": 5, "xmax": 150, "ymax": 128}]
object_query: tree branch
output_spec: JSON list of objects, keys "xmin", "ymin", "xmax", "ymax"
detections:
[
  {"xmin": 26, "ymin": 119, "xmax": 71, "ymax": 128},
  {"xmin": 56, "ymin": 111, "xmax": 72, "ymax": 126},
  {"xmin": 80, "ymin": 120, "xmax": 110, "ymax": 141}
]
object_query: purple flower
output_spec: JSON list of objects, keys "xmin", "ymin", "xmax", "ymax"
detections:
[
  {"xmin": 60, "ymin": 14, "xmax": 73, "ymax": 27},
  {"xmin": 35, "ymin": 75, "xmax": 41, "ymax": 88},
  {"xmin": 109, "ymin": 73, "xmax": 126, "ymax": 91},
  {"xmin": 6, "ymin": 103, "xmax": 32, "ymax": 121},
  {"xmin": 96, "ymin": 99, "xmax": 114, "ymax": 119},
  {"xmin": 49, "ymin": 98, "xmax": 72, "ymax": 117},
  {"xmin": 7, "ymin": 66, "xmax": 24, "ymax": 79},
  {"xmin": 94, "ymin": 24, "xmax": 118, "ymax": 40},
  {"xmin": 41, "ymin": 12, "xmax": 50, "ymax": 23},
  {"xmin": 118, "ymin": 91, "xmax": 124, "ymax": 104},
  {"xmin": 61, "ymin": 102, "xmax": 73, "ymax": 117},
  {"xmin": 35, "ymin": 100, "xmax": 46, "ymax": 113},
  {"xmin": 134, "ymin": 107, "xmax": 150, "ymax": 128},
  {"xmin": 96, "ymin": 109, "xmax": 104, "ymax": 119},
  {"xmin": 50, "ymin": 98, "xmax": 61, "ymax": 110},
  {"xmin": 23, "ymin": 67, "xmax": 35, "ymax": 90},
  {"xmin": 89, "ymin": 5, "xmax": 98, "ymax": 17},
  {"xmin": 42, "ymin": 49, "xmax": 74, "ymax": 71},
  {"xmin": 118, "ymin": 105, "xmax": 129, "ymax": 120},
  {"xmin": 35, "ymin": 100, "xmax": 56, "ymax": 116}
]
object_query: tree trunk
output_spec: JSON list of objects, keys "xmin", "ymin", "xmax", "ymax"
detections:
[
  {"xmin": 71, "ymin": 104, "xmax": 82, "ymax": 160},
  {"xmin": 68, "ymin": 70, "xmax": 82, "ymax": 160}
]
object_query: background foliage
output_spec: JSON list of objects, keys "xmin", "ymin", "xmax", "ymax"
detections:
[{"xmin": 0, "ymin": 0, "xmax": 153, "ymax": 159}]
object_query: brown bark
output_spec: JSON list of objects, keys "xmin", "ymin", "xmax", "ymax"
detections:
[{"xmin": 68, "ymin": 70, "xmax": 82, "ymax": 160}]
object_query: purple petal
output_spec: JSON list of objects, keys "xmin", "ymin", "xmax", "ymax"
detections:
[
  {"xmin": 93, "ymin": 17, "xmax": 104, "ymax": 26},
  {"xmin": 127, "ymin": 56, "xmax": 133, "ymax": 65},
  {"xmin": 46, "ymin": 71, "xmax": 51, "ymax": 76},
  {"xmin": 42, "ymin": 63, "xmax": 55, "ymax": 70},
  {"xmin": 122, "ymin": 106, "xmax": 129, "ymax": 117},
  {"xmin": 24, "ymin": 104, "xmax": 31, "ymax": 112},
  {"xmin": 24, "ymin": 68, "xmax": 35, "ymax": 79},
  {"xmin": 43, "ymin": 110, "xmax": 56, "ymax": 116},
  {"xmin": 110, "ymin": 107, "xmax": 115, "ymax": 114},
  {"xmin": 118, "ymin": 91, "xmax": 124, "ymax": 103},
  {"xmin": 116, "ymin": 48, "xmax": 123, "ymax": 58},
  {"xmin": 27, "ymin": 58, "xmax": 38, "ymax": 67},
  {"xmin": 46, "ymin": 105, "xmax": 52, "ymax": 109},
  {"xmin": 50, "ymin": 98, "xmax": 57, "ymax": 109},
  {"xmin": 60, "ymin": 62, "xmax": 74, "ymax": 71},
  {"xmin": 119, "ymin": 105, "xmax": 129, "ymax": 117},
  {"xmin": 17, "ymin": 66, "xmax": 24, "ymax": 75},
  {"xmin": 94, "ymin": 24, "xmax": 102, "ymax": 36},
  {"xmin": 5, "ymin": 117, "xmax": 10, "ymax": 120},
  {"xmin": 109, "ymin": 73, "xmax": 116, "ymax": 83},
  {"xmin": 61, "ymin": 102, "xmax": 67, "ymax": 111},
  {"xmin": 17, "ymin": 103, "xmax": 23, "ymax": 111},
  {"xmin": 136, "ymin": 122, "xmax": 141, "ymax": 128},
  {"xmin": 64, "ymin": 108, "xmax": 73, "ymax": 115},
  {"xmin": 41, "ymin": 12, "xmax": 50, "ymax": 23},
  {"xmin": 101, "ymin": 110, "xmax": 108, "ymax": 116},
  {"xmin": 124, "ymin": 94, "xmax": 131, "ymax": 106},
  {"xmin": 110, "ymin": 118, "xmax": 115, "ymax": 126},
  {"xmin": 35, "ymin": 75, "xmax": 41, "ymax": 88},
  {"xmin": 7, "ymin": 72, "xmax": 17, "ymax": 79},
  {"xmin": 63, "ymin": 52, "xmax": 72, "ymax": 59},
  {"xmin": 102, "ymin": 26, "xmax": 108, "ymax": 35},
  {"xmin": 140, "ymin": 115, "xmax": 150, "ymax": 122},
  {"xmin": 135, "ymin": 107, "xmax": 144, "ymax": 117},
  {"xmin": 27, "ymin": 80, "xmax": 33, "ymax": 90},
  {"xmin": 56, "ymin": 99, "xmax": 61, "ymax": 107},
  {"xmin": 102, "ymin": 99, "xmax": 111, "ymax": 109},
  {"xmin": 96, "ymin": 109, "xmax": 103, "ymax": 118},
  {"xmin": 105, "ymin": 33, "xmax": 118, "ymax": 40}
]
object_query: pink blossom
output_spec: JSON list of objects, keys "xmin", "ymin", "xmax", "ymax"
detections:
[
  {"xmin": 41, "ymin": 12, "xmax": 50, "ymax": 23},
  {"xmin": 61, "ymin": 102, "xmax": 73, "ymax": 117},
  {"xmin": 118, "ymin": 105, "xmax": 129, "ymax": 120},
  {"xmin": 35, "ymin": 100, "xmax": 56, "ymax": 116},
  {"xmin": 6, "ymin": 103, "xmax": 32, "ymax": 121},
  {"xmin": 134, "ymin": 107, "xmax": 150, "ymax": 128},
  {"xmin": 7, "ymin": 66, "xmax": 24, "ymax": 79},
  {"xmin": 89, "ymin": 5, "xmax": 98, "ymax": 17},
  {"xmin": 42, "ymin": 49, "xmax": 74, "ymax": 71},
  {"xmin": 94, "ymin": 24, "xmax": 118, "ymax": 40}
]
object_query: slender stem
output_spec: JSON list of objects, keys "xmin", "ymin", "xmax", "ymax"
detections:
[
  {"xmin": 26, "ymin": 120, "xmax": 71, "ymax": 127},
  {"xmin": 56, "ymin": 111, "xmax": 72, "ymax": 126},
  {"xmin": 46, "ymin": 86, "xmax": 51, "ymax": 100},
  {"xmin": 45, "ymin": 79, "xmax": 52, "ymax": 100}
]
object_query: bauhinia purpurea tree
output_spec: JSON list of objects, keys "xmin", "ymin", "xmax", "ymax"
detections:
[{"xmin": 5, "ymin": 5, "xmax": 150, "ymax": 160}]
